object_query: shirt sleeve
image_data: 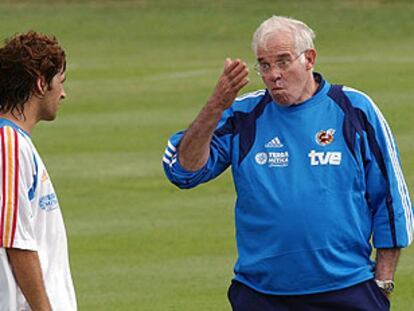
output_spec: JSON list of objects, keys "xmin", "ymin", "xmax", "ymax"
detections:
[
  {"xmin": 162, "ymin": 108, "xmax": 234, "ymax": 189},
  {"xmin": 0, "ymin": 127, "xmax": 37, "ymax": 251},
  {"xmin": 359, "ymin": 99, "xmax": 414, "ymax": 248}
]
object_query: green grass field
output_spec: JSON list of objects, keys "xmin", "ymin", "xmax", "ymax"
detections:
[{"xmin": 0, "ymin": 0, "xmax": 413, "ymax": 310}]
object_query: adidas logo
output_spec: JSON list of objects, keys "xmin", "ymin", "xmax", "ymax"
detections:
[{"xmin": 265, "ymin": 137, "xmax": 284, "ymax": 148}]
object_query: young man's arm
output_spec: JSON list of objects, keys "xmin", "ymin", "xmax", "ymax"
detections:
[{"xmin": 6, "ymin": 248, "xmax": 52, "ymax": 311}]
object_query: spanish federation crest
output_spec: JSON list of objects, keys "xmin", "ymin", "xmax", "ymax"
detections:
[{"xmin": 315, "ymin": 129, "xmax": 335, "ymax": 146}]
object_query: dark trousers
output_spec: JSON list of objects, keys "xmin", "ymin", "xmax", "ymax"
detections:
[{"xmin": 228, "ymin": 279, "xmax": 390, "ymax": 311}]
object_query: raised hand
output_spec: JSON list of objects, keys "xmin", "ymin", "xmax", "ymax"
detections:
[
  {"xmin": 210, "ymin": 58, "xmax": 250, "ymax": 110},
  {"xmin": 177, "ymin": 58, "xmax": 249, "ymax": 171}
]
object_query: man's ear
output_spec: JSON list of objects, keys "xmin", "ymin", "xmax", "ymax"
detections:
[
  {"xmin": 35, "ymin": 77, "xmax": 47, "ymax": 96},
  {"xmin": 305, "ymin": 49, "xmax": 317, "ymax": 71}
]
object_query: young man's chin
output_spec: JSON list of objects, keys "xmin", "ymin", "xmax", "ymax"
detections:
[{"xmin": 42, "ymin": 114, "xmax": 58, "ymax": 122}]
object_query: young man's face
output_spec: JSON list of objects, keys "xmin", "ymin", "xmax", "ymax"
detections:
[{"xmin": 40, "ymin": 71, "xmax": 66, "ymax": 121}]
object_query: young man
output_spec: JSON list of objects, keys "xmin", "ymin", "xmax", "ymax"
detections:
[
  {"xmin": 163, "ymin": 16, "xmax": 413, "ymax": 310},
  {"xmin": 0, "ymin": 31, "xmax": 77, "ymax": 310}
]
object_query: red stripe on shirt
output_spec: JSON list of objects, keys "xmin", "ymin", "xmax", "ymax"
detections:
[
  {"xmin": 0, "ymin": 128, "xmax": 6, "ymax": 247},
  {"xmin": 10, "ymin": 129, "xmax": 19, "ymax": 247}
]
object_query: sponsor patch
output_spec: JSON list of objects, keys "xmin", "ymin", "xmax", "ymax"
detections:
[
  {"xmin": 308, "ymin": 150, "xmax": 342, "ymax": 166},
  {"xmin": 255, "ymin": 151, "xmax": 289, "ymax": 167},
  {"xmin": 268, "ymin": 151, "xmax": 289, "ymax": 167},
  {"xmin": 39, "ymin": 193, "xmax": 59, "ymax": 212}
]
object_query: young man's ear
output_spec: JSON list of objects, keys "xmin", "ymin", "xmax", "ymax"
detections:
[{"xmin": 35, "ymin": 76, "xmax": 47, "ymax": 96}]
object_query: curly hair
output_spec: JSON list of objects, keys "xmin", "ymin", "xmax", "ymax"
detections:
[{"xmin": 0, "ymin": 31, "xmax": 66, "ymax": 115}]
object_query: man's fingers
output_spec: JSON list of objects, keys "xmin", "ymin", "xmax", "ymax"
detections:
[
  {"xmin": 227, "ymin": 61, "xmax": 248, "ymax": 79},
  {"xmin": 230, "ymin": 77, "xmax": 249, "ymax": 94},
  {"xmin": 224, "ymin": 57, "xmax": 232, "ymax": 69},
  {"xmin": 212, "ymin": 59, "xmax": 249, "ymax": 109},
  {"xmin": 223, "ymin": 58, "xmax": 241, "ymax": 74},
  {"xmin": 228, "ymin": 67, "xmax": 249, "ymax": 89},
  {"xmin": 216, "ymin": 64, "xmax": 249, "ymax": 94},
  {"xmin": 221, "ymin": 59, "xmax": 249, "ymax": 83},
  {"xmin": 227, "ymin": 68, "xmax": 249, "ymax": 91},
  {"xmin": 236, "ymin": 78, "xmax": 250, "ymax": 91}
]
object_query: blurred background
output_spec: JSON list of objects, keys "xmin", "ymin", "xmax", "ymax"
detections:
[{"xmin": 0, "ymin": 0, "xmax": 412, "ymax": 309}]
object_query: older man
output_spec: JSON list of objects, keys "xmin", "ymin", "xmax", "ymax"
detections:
[
  {"xmin": 163, "ymin": 16, "xmax": 413, "ymax": 310},
  {"xmin": 0, "ymin": 31, "xmax": 76, "ymax": 310}
]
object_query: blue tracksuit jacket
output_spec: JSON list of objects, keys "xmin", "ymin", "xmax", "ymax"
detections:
[{"xmin": 162, "ymin": 74, "xmax": 413, "ymax": 295}]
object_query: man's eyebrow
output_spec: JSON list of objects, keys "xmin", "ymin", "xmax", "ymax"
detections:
[
  {"xmin": 257, "ymin": 53, "xmax": 292, "ymax": 62},
  {"xmin": 275, "ymin": 53, "xmax": 291, "ymax": 59}
]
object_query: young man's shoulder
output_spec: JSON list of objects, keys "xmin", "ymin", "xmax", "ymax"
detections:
[{"xmin": 0, "ymin": 123, "xmax": 34, "ymax": 160}]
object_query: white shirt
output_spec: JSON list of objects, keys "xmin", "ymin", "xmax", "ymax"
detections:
[{"xmin": 0, "ymin": 123, "xmax": 77, "ymax": 311}]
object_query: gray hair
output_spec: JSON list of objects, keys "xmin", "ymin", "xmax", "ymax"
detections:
[{"xmin": 252, "ymin": 16, "xmax": 316, "ymax": 55}]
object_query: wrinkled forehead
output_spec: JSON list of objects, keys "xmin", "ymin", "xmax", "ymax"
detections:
[{"xmin": 256, "ymin": 31, "xmax": 297, "ymax": 58}]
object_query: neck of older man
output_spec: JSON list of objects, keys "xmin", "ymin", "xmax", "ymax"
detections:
[{"xmin": 293, "ymin": 72, "xmax": 320, "ymax": 105}]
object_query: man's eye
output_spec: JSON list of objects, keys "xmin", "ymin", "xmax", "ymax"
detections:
[
  {"xmin": 276, "ymin": 59, "xmax": 290, "ymax": 67},
  {"xmin": 260, "ymin": 63, "xmax": 270, "ymax": 70}
]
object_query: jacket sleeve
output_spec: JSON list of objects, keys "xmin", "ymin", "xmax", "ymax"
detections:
[
  {"xmin": 162, "ymin": 108, "xmax": 234, "ymax": 189},
  {"xmin": 356, "ymin": 95, "xmax": 414, "ymax": 248}
]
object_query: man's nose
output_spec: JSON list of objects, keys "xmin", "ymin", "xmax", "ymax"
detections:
[{"xmin": 267, "ymin": 66, "xmax": 282, "ymax": 81}]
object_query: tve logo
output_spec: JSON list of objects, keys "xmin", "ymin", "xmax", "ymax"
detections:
[{"xmin": 308, "ymin": 150, "xmax": 342, "ymax": 166}]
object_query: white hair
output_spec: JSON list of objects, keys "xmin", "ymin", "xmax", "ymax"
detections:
[{"xmin": 252, "ymin": 16, "xmax": 316, "ymax": 56}]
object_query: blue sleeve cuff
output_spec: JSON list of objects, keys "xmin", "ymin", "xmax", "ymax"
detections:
[{"xmin": 163, "ymin": 153, "xmax": 212, "ymax": 189}]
